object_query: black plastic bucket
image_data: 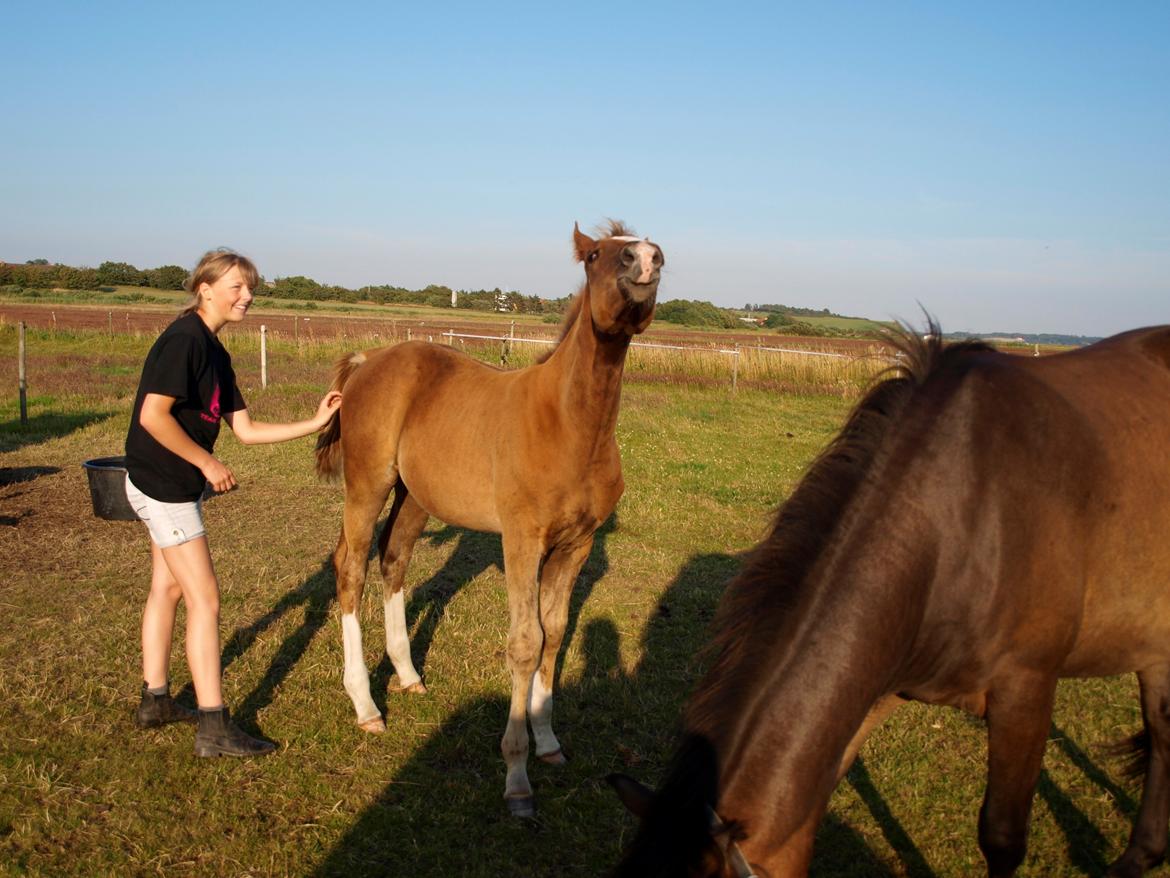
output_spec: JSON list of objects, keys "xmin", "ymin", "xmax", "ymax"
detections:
[{"xmin": 82, "ymin": 456, "xmax": 138, "ymax": 521}]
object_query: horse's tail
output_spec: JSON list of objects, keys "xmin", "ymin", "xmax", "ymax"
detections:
[
  {"xmin": 1106, "ymin": 728, "xmax": 1150, "ymax": 782},
  {"xmin": 315, "ymin": 351, "xmax": 367, "ymax": 481}
]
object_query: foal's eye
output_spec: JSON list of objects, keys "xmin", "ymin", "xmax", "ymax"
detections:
[{"xmin": 587, "ymin": 250, "xmax": 600, "ymax": 264}]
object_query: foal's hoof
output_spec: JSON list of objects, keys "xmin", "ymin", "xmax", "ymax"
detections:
[
  {"xmin": 537, "ymin": 748, "xmax": 567, "ymax": 766},
  {"xmin": 506, "ymin": 795, "xmax": 537, "ymax": 819},
  {"xmin": 392, "ymin": 680, "xmax": 427, "ymax": 695},
  {"xmin": 358, "ymin": 716, "xmax": 386, "ymax": 733}
]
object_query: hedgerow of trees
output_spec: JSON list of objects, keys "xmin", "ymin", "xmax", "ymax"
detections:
[{"xmin": 0, "ymin": 258, "xmax": 566, "ymax": 315}]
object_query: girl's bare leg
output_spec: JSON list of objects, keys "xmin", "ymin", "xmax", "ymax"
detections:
[
  {"xmin": 141, "ymin": 540, "xmax": 184, "ymax": 689},
  {"xmin": 158, "ymin": 536, "xmax": 223, "ymax": 708}
]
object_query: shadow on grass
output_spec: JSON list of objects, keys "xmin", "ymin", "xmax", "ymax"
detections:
[
  {"xmin": 0, "ymin": 465, "xmax": 61, "ymax": 486},
  {"xmin": 186, "ymin": 559, "xmax": 336, "ymax": 734},
  {"xmin": 1032, "ymin": 723, "xmax": 1140, "ymax": 876},
  {"xmin": 309, "ymin": 551, "xmax": 917, "ymax": 877},
  {"xmin": 0, "ymin": 411, "xmax": 113, "ymax": 452},
  {"xmin": 841, "ymin": 757, "xmax": 936, "ymax": 877},
  {"xmin": 0, "ymin": 466, "xmax": 62, "ymax": 526}
]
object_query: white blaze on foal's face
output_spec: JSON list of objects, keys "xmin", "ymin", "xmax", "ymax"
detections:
[{"xmin": 611, "ymin": 235, "xmax": 660, "ymax": 285}]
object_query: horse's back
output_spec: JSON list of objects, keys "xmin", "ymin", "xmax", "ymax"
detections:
[
  {"xmin": 960, "ymin": 326, "xmax": 1170, "ymax": 676},
  {"xmin": 888, "ymin": 327, "xmax": 1170, "ymax": 688}
]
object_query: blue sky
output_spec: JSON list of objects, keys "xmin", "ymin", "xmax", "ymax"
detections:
[{"xmin": 3, "ymin": 2, "xmax": 1167, "ymax": 336}]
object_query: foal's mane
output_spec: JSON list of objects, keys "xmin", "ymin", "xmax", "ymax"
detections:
[
  {"xmin": 686, "ymin": 322, "xmax": 993, "ymax": 731},
  {"xmin": 536, "ymin": 220, "xmax": 637, "ymax": 364}
]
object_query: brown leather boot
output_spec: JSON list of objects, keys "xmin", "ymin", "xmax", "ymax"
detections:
[
  {"xmin": 194, "ymin": 707, "xmax": 276, "ymax": 757},
  {"xmin": 135, "ymin": 684, "xmax": 197, "ymax": 728}
]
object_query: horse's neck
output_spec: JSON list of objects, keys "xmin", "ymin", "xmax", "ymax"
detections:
[
  {"xmin": 543, "ymin": 289, "xmax": 630, "ymax": 442},
  {"xmin": 691, "ymin": 514, "xmax": 929, "ymax": 856}
]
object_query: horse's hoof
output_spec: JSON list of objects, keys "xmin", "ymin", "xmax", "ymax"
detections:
[
  {"xmin": 506, "ymin": 795, "xmax": 536, "ymax": 819},
  {"xmin": 395, "ymin": 681, "xmax": 427, "ymax": 695},
  {"xmin": 537, "ymin": 748, "xmax": 567, "ymax": 766},
  {"xmin": 358, "ymin": 716, "xmax": 386, "ymax": 733}
]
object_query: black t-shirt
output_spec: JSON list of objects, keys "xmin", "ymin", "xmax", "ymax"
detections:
[{"xmin": 125, "ymin": 312, "xmax": 246, "ymax": 502}]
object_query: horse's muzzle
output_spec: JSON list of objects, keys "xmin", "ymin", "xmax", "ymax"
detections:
[{"xmin": 618, "ymin": 275, "xmax": 659, "ymax": 305}]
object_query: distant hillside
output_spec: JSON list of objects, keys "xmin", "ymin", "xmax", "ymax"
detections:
[{"xmin": 946, "ymin": 330, "xmax": 1102, "ymax": 347}]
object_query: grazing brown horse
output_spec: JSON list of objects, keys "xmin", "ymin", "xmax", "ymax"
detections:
[
  {"xmin": 610, "ymin": 323, "xmax": 1170, "ymax": 877},
  {"xmin": 316, "ymin": 221, "xmax": 663, "ymax": 816}
]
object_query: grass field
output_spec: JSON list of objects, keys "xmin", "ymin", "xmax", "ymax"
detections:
[{"xmin": 0, "ymin": 321, "xmax": 1150, "ymax": 877}]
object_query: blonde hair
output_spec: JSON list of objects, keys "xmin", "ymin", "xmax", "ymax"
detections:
[{"xmin": 180, "ymin": 249, "xmax": 261, "ymax": 315}]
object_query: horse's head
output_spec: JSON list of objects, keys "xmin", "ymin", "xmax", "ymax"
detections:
[
  {"xmin": 573, "ymin": 221, "xmax": 663, "ymax": 336},
  {"xmin": 608, "ymin": 772, "xmax": 757, "ymax": 878}
]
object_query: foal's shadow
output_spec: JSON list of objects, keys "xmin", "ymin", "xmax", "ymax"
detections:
[{"xmin": 309, "ymin": 549, "xmax": 728, "ymax": 877}]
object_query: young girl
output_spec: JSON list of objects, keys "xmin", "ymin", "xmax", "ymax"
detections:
[{"xmin": 124, "ymin": 248, "xmax": 341, "ymax": 757}]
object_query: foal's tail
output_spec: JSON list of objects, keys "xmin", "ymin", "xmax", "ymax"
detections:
[{"xmin": 314, "ymin": 351, "xmax": 367, "ymax": 481}]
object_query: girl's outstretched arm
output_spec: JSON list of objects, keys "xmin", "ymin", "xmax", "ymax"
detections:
[{"xmin": 224, "ymin": 390, "xmax": 341, "ymax": 445}]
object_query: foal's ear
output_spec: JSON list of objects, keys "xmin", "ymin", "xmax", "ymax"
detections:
[
  {"xmin": 607, "ymin": 772, "xmax": 655, "ymax": 819},
  {"xmin": 573, "ymin": 222, "xmax": 596, "ymax": 263}
]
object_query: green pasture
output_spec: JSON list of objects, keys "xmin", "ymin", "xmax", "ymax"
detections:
[
  {"xmin": 794, "ymin": 313, "xmax": 895, "ymax": 333},
  {"xmin": 0, "ymin": 324, "xmax": 1149, "ymax": 877}
]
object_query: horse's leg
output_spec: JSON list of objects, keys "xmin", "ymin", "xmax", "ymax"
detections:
[
  {"xmin": 335, "ymin": 474, "xmax": 395, "ymax": 733},
  {"xmin": 1107, "ymin": 663, "xmax": 1170, "ymax": 878},
  {"xmin": 377, "ymin": 484, "xmax": 429, "ymax": 694},
  {"xmin": 530, "ymin": 536, "xmax": 593, "ymax": 766},
  {"xmin": 978, "ymin": 672, "xmax": 1057, "ymax": 878},
  {"xmin": 500, "ymin": 531, "xmax": 546, "ymax": 817}
]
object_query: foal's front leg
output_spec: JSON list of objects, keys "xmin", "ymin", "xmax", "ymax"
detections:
[
  {"xmin": 529, "ymin": 537, "xmax": 594, "ymax": 765},
  {"xmin": 500, "ymin": 532, "xmax": 546, "ymax": 817}
]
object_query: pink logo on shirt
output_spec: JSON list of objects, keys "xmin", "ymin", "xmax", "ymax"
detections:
[{"xmin": 201, "ymin": 385, "xmax": 222, "ymax": 423}]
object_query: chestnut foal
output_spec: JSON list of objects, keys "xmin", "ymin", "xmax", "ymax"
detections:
[{"xmin": 316, "ymin": 221, "xmax": 663, "ymax": 815}]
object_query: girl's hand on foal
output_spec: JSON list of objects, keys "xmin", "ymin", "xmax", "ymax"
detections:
[
  {"xmin": 201, "ymin": 456, "xmax": 237, "ymax": 493},
  {"xmin": 314, "ymin": 390, "xmax": 342, "ymax": 428}
]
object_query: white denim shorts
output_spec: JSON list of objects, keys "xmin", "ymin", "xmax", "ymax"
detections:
[{"xmin": 124, "ymin": 474, "xmax": 206, "ymax": 548}]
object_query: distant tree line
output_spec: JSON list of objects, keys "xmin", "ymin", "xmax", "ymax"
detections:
[
  {"xmin": 0, "ymin": 258, "xmax": 566, "ymax": 315},
  {"xmin": 746, "ymin": 302, "xmax": 844, "ymax": 318},
  {"xmin": 654, "ymin": 299, "xmax": 741, "ymax": 328},
  {"xmin": 263, "ymin": 276, "xmax": 563, "ymax": 314},
  {"xmin": 0, "ymin": 259, "xmax": 188, "ymax": 291}
]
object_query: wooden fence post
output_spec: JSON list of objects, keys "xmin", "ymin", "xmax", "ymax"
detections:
[
  {"xmin": 18, "ymin": 321, "xmax": 28, "ymax": 426},
  {"xmin": 731, "ymin": 344, "xmax": 739, "ymax": 394},
  {"xmin": 260, "ymin": 325, "xmax": 268, "ymax": 388}
]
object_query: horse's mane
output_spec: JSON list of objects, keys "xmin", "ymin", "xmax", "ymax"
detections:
[
  {"xmin": 686, "ymin": 321, "xmax": 994, "ymax": 733},
  {"xmin": 537, "ymin": 220, "xmax": 637, "ymax": 365}
]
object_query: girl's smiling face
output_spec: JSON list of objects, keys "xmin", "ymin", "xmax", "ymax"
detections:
[{"xmin": 198, "ymin": 265, "xmax": 254, "ymax": 332}]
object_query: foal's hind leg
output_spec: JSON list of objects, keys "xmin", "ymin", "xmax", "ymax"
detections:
[
  {"xmin": 335, "ymin": 474, "xmax": 395, "ymax": 732},
  {"xmin": 530, "ymin": 536, "xmax": 594, "ymax": 766},
  {"xmin": 978, "ymin": 672, "xmax": 1057, "ymax": 878},
  {"xmin": 377, "ymin": 484, "xmax": 429, "ymax": 695},
  {"xmin": 1108, "ymin": 664, "xmax": 1170, "ymax": 878}
]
